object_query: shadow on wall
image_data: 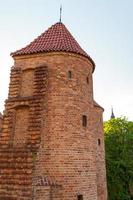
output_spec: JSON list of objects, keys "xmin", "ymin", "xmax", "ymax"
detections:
[{"xmin": 0, "ymin": 112, "xmax": 3, "ymax": 131}]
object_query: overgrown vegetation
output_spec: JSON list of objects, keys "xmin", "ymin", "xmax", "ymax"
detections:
[{"xmin": 104, "ymin": 117, "xmax": 133, "ymax": 200}]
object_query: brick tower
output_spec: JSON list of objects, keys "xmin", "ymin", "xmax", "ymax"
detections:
[{"xmin": 0, "ymin": 22, "xmax": 107, "ymax": 200}]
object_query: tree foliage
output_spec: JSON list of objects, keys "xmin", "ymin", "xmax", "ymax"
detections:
[{"xmin": 104, "ymin": 117, "xmax": 133, "ymax": 200}]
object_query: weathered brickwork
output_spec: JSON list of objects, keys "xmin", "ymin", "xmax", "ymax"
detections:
[
  {"xmin": 0, "ymin": 63, "xmax": 49, "ymax": 199},
  {"xmin": 0, "ymin": 25, "xmax": 107, "ymax": 200},
  {"xmin": 0, "ymin": 148, "xmax": 33, "ymax": 199},
  {"xmin": 0, "ymin": 113, "xmax": 2, "ymax": 131},
  {"xmin": 92, "ymin": 103, "xmax": 107, "ymax": 200}
]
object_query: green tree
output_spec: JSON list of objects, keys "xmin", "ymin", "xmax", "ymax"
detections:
[{"xmin": 104, "ymin": 117, "xmax": 133, "ymax": 200}]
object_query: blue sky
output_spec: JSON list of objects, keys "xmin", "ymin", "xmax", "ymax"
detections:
[{"xmin": 0, "ymin": 0, "xmax": 133, "ymax": 121}]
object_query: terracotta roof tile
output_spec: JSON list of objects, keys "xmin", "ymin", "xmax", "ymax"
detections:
[{"xmin": 11, "ymin": 22, "xmax": 95, "ymax": 70}]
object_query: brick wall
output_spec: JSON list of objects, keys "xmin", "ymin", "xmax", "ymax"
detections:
[
  {"xmin": 92, "ymin": 106, "xmax": 107, "ymax": 200},
  {"xmin": 0, "ymin": 52, "xmax": 107, "ymax": 200},
  {"xmin": 0, "ymin": 64, "xmax": 48, "ymax": 199},
  {"xmin": 0, "ymin": 113, "xmax": 2, "ymax": 131},
  {"xmin": 13, "ymin": 106, "xmax": 29, "ymax": 147}
]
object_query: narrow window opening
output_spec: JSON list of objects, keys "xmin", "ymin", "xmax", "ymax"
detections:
[
  {"xmin": 82, "ymin": 115, "xmax": 87, "ymax": 127},
  {"xmin": 98, "ymin": 139, "xmax": 101, "ymax": 146},
  {"xmin": 86, "ymin": 76, "xmax": 89, "ymax": 84},
  {"xmin": 68, "ymin": 70, "xmax": 72, "ymax": 79},
  {"xmin": 77, "ymin": 194, "xmax": 83, "ymax": 200}
]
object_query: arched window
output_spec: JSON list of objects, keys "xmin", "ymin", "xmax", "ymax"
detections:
[
  {"xmin": 77, "ymin": 194, "xmax": 83, "ymax": 200},
  {"xmin": 82, "ymin": 115, "xmax": 87, "ymax": 127},
  {"xmin": 68, "ymin": 70, "xmax": 72, "ymax": 79}
]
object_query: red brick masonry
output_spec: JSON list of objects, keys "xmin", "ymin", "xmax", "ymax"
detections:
[{"xmin": 0, "ymin": 22, "xmax": 107, "ymax": 200}]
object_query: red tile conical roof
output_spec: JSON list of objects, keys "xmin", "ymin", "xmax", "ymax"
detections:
[{"xmin": 11, "ymin": 22, "xmax": 95, "ymax": 69}]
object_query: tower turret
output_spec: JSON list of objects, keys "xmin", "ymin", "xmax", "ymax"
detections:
[{"xmin": 0, "ymin": 22, "xmax": 107, "ymax": 200}]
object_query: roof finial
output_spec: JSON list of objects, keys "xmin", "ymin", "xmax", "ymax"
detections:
[
  {"xmin": 59, "ymin": 5, "xmax": 62, "ymax": 22},
  {"xmin": 111, "ymin": 106, "xmax": 115, "ymax": 119}
]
